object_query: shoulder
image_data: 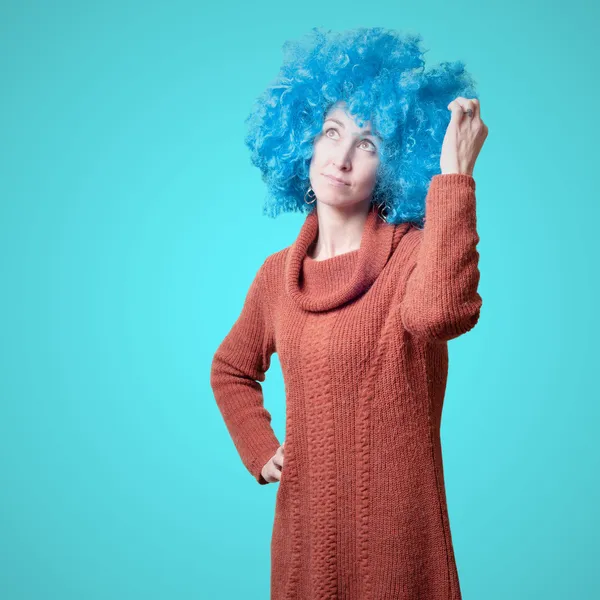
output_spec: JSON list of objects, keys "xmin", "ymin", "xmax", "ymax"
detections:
[
  {"xmin": 404, "ymin": 223, "xmax": 423, "ymax": 247},
  {"xmin": 391, "ymin": 222, "xmax": 422, "ymax": 262},
  {"xmin": 254, "ymin": 246, "xmax": 291, "ymax": 301},
  {"xmin": 261, "ymin": 246, "xmax": 290, "ymax": 280}
]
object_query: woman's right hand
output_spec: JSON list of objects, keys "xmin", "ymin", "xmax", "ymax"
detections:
[{"xmin": 261, "ymin": 441, "xmax": 285, "ymax": 483}]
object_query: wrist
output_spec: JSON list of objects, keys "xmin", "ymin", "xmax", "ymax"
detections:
[{"xmin": 440, "ymin": 170, "xmax": 473, "ymax": 176}]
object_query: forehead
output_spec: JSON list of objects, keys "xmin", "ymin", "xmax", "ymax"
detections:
[{"xmin": 324, "ymin": 103, "xmax": 374, "ymax": 134}]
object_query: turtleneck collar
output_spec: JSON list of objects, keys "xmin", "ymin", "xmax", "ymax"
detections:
[{"xmin": 284, "ymin": 205, "xmax": 412, "ymax": 312}]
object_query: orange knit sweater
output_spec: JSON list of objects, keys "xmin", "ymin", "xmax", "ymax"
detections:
[{"xmin": 210, "ymin": 173, "xmax": 482, "ymax": 599}]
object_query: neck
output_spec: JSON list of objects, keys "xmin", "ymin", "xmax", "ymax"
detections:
[
  {"xmin": 285, "ymin": 203, "xmax": 408, "ymax": 313},
  {"xmin": 309, "ymin": 200, "xmax": 372, "ymax": 260}
]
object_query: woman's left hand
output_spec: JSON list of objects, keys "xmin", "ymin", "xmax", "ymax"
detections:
[{"xmin": 440, "ymin": 97, "xmax": 488, "ymax": 176}]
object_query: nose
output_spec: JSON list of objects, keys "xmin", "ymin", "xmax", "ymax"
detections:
[{"xmin": 332, "ymin": 142, "xmax": 353, "ymax": 171}]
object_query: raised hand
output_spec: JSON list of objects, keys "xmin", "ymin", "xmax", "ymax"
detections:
[{"xmin": 440, "ymin": 97, "xmax": 488, "ymax": 176}]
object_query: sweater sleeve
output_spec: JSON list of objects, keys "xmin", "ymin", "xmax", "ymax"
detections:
[
  {"xmin": 400, "ymin": 173, "xmax": 483, "ymax": 342},
  {"xmin": 210, "ymin": 260, "xmax": 281, "ymax": 485}
]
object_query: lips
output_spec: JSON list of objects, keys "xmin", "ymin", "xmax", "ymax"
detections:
[{"xmin": 323, "ymin": 173, "xmax": 350, "ymax": 185}]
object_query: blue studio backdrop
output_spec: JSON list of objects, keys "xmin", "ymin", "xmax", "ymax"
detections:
[{"xmin": 0, "ymin": 1, "xmax": 598, "ymax": 599}]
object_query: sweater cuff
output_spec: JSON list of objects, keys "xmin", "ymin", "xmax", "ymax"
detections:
[{"xmin": 430, "ymin": 173, "xmax": 476, "ymax": 190}]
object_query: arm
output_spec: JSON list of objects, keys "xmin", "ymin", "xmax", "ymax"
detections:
[
  {"xmin": 210, "ymin": 261, "xmax": 281, "ymax": 485},
  {"xmin": 400, "ymin": 173, "xmax": 483, "ymax": 342}
]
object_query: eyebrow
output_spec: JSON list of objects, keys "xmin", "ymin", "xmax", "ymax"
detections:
[{"xmin": 324, "ymin": 117, "xmax": 376, "ymax": 138}]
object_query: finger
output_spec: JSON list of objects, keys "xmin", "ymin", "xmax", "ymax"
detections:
[
  {"xmin": 263, "ymin": 466, "xmax": 278, "ymax": 483},
  {"xmin": 448, "ymin": 97, "xmax": 480, "ymax": 122},
  {"xmin": 459, "ymin": 97, "xmax": 480, "ymax": 120},
  {"xmin": 447, "ymin": 100, "xmax": 464, "ymax": 125},
  {"xmin": 462, "ymin": 100, "xmax": 477, "ymax": 120}
]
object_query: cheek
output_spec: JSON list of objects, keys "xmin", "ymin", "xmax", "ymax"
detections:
[
  {"xmin": 357, "ymin": 163, "xmax": 379, "ymax": 188},
  {"xmin": 311, "ymin": 140, "xmax": 328, "ymax": 164}
]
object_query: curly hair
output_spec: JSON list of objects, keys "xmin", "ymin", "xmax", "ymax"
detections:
[{"xmin": 243, "ymin": 26, "xmax": 479, "ymax": 226}]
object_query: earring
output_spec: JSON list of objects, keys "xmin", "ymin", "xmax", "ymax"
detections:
[
  {"xmin": 304, "ymin": 186, "xmax": 317, "ymax": 205},
  {"xmin": 371, "ymin": 201, "xmax": 388, "ymax": 222}
]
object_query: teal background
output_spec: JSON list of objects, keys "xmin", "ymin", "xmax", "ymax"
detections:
[{"xmin": 1, "ymin": 1, "xmax": 597, "ymax": 598}]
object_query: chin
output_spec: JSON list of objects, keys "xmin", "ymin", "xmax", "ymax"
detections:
[
  {"xmin": 315, "ymin": 191, "xmax": 346, "ymax": 204},
  {"xmin": 315, "ymin": 185, "xmax": 352, "ymax": 200},
  {"xmin": 317, "ymin": 196, "xmax": 361, "ymax": 211}
]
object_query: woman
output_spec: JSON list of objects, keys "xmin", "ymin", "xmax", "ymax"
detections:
[{"xmin": 210, "ymin": 26, "xmax": 488, "ymax": 600}]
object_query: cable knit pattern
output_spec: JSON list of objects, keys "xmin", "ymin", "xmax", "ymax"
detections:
[{"xmin": 210, "ymin": 173, "xmax": 482, "ymax": 599}]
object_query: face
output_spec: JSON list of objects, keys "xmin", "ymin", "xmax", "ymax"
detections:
[{"xmin": 309, "ymin": 101, "xmax": 381, "ymax": 210}]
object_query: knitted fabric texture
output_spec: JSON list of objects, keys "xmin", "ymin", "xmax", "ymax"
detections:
[{"xmin": 210, "ymin": 173, "xmax": 482, "ymax": 599}]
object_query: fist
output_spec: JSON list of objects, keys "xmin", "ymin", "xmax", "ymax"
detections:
[
  {"xmin": 440, "ymin": 97, "xmax": 488, "ymax": 176},
  {"xmin": 261, "ymin": 441, "xmax": 285, "ymax": 483}
]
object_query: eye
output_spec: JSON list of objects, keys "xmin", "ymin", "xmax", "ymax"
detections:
[
  {"xmin": 323, "ymin": 128, "xmax": 377, "ymax": 153},
  {"xmin": 359, "ymin": 139, "xmax": 377, "ymax": 153}
]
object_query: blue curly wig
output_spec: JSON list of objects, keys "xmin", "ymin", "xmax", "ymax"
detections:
[{"xmin": 243, "ymin": 26, "xmax": 479, "ymax": 226}]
